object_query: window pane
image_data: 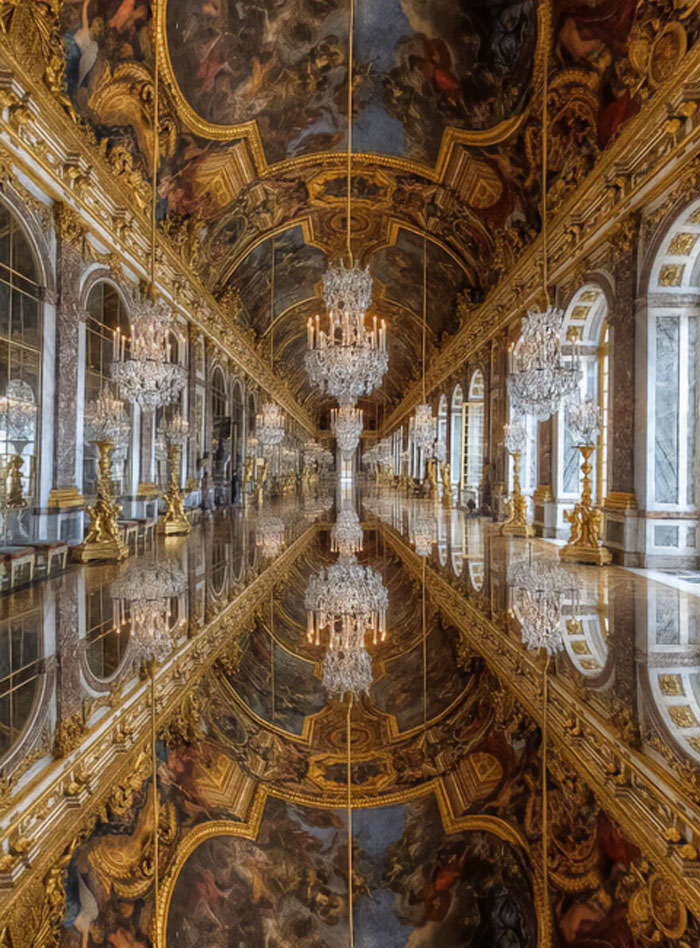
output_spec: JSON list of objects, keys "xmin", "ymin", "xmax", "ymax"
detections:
[
  {"xmin": 655, "ymin": 316, "xmax": 679, "ymax": 504},
  {"xmin": 688, "ymin": 316, "xmax": 697, "ymax": 507}
]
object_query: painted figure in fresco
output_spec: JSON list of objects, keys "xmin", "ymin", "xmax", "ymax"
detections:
[{"xmin": 555, "ymin": 0, "xmax": 640, "ymax": 147}]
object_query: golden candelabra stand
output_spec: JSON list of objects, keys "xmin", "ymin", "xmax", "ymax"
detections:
[
  {"xmin": 440, "ymin": 461, "xmax": 453, "ymax": 508},
  {"xmin": 560, "ymin": 443, "xmax": 611, "ymax": 566},
  {"xmin": 74, "ymin": 440, "xmax": 128, "ymax": 562},
  {"xmin": 5, "ymin": 453, "xmax": 27, "ymax": 508},
  {"xmin": 501, "ymin": 449, "xmax": 534, "ymax": 537},
  {"xmin": 158, "ymin": 442, "xmax": 191, "ymax": 536}
]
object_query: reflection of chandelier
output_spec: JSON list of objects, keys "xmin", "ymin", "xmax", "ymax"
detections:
[
  {"xmin": 507, "ymin": 308, "xmax": 579, "ymax": 421},
  {"xmin": 332, "ymin": 404, "xmax": 363, "ymax": 457},
  {"xmin": 256, "ymin": 401, "xmax": 285, "ymax": 447},
  {"xmin": 111, "ymin": 303, "xmax": 186, "ymax": 411},
  {"xmin": 305, "ymin": 554, "xmax": 388, "ymax": 697},
  {"xmin": 85, "ymin": 391, "xmax": 130, "ymax": 445},
  {"xmin": 507, "ymin": 557, "xmax": 575, "ymax": 654},
  {"xmin": 377, "ymin": 437, "xmax": 393, "ymax": 467},
  {"xmin": 410, "ymin": 505, "xmax": 438, "ymax": 556},
  {"xmin": 567, "ymin": 398, "xmax": 601, "ymax": 446},
  {"xmin": 256, "ymin": 515, "xmax": 286, "ymax": 558},
  {"xmin": 112, "ymin": 559, "xmax": 186, "ymax": 664},
  {"xmin": 305, "ymin": 266, "xmax": 388, "ymax": 405},
  {"xmin": 331, "ymin": 506, "xmax": 363, "ymax": 556}
]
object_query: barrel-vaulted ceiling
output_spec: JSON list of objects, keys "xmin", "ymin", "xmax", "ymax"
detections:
[{"xmin": 58, "ymin": 0, "xmax": 650, "ymax": 414}]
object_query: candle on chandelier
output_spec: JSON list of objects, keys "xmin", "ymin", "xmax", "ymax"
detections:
[{"xmin": 380, "ymin": 319, "xmax": 386, "ymax": 351}]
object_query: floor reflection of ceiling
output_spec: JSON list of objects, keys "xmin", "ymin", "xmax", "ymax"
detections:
[{"xmin": 208, "ymin": 525, "xmax": 478, "ymax": 804}]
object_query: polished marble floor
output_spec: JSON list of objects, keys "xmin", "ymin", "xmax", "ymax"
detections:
[
  {"xmin": 4, "ymin": 483, "xmax": 700, "ymax": 946},
  {"xmin": 2, "ymin": 485, "xmax": 699, "ymax": 809}
]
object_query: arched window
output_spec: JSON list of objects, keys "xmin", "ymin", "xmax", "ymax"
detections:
[
  {"xmin": 211, "ymin": 366, "xmax": 229, "ymax": 491},
  {"xmin": 450, "ymin": 385, "xmax": 463, "ymax": 487},
  {"xmin": 645, "ymin": 205, "xmax": 700, "ymax": 555},
  {"xmin": 85, "ymin": 581, "xmax": 129, "ymax": 681},
  {"xmin": 0, "ymin": 604, "xmax": 43, "ymax": 762},
  {"xmin": 0, "ymin": 204, "xmax": 42, "ymax": 503},
  {"xmin": 437, "ymin": 393, "xmax": 448, "ymax": 462},
  {"xmin": 464, "ymin": 370, "xmax": 484, "ymax": 497},
  {"xmin": 85, "ymin": 282, "xmax": 131, "ymax": 496},
  {"xmin": 232, "ymin": 380, "xmax": 244, "ymax": 471},
  {"xmin": 559, "ymin": 285, "xmax": 609, "ymax": 505}
]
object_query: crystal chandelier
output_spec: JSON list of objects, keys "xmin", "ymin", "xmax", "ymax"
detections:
[
  {"xmin": 504, "ymin": 418, "xmax": 528, "ymax": 454},
  {"xmin": 507, "ymin": 307, "xmax": 579, "ymax": 422},
  {"xmin": 412, "ymin": 403, "xmax": 437, "ymax": 452},
  {"xmin": 85, "ymin": 391, "xmax": 131, "ymax": 445},
  {"xmin": 568, "ymin": 398, "xmax": 601, "ymax": 446},
  {"xmin": 305, "ymin": 554, "xmax": 388, "ymax": 698},
  {"xmin": 0, "ymin": 379, "xmax": 37, "ymax": 443},
  {"xmin": 304, "ymin": 0, "xmax": 388, "ymax": 413},
  {"xmin": 256, "ymin": 515, "xmax": 286, "ymax": 559},
  {"xmin": 111, "ymin": 301, "xmax": 186, "ymax": 412},
  {"xmin": 377, "ymin": 437, "xmax": 393, "ymax": 467},
  {"xmin": 507, "ymin": 557, "xmax": 575, "ymax": 654},
  {"xmin": 256, "ymin": 401, "xmax": 285, "ymax": 447},
  {"xmin": 332, "ymin": 404, "xmax": 363, "ymax": 457},
  {"xmin": 112, "ymin": 559, "xmax": 186, "ymax": 665},
  {"xmin": 306, "ymin": 268, "xmax": 388, "ymax": 407},
  {"xmin": 160, "ymin": 410, "xmax": 189, "ymax": 446}
]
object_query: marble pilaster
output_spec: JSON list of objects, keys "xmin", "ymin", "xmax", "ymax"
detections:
[{"xmin": 48, "ymin": 205, "xmax": 86, "ymax": 509}]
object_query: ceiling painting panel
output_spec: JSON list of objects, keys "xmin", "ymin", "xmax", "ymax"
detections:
[
  {"xmin": 163, "ymin": 0, "xmax": 539, "ymax": 166},
  {"xmin": 164, "ymin": 796, "xmax": 538, "ymax": 948}
]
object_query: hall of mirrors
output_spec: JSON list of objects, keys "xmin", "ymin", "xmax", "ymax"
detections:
[{"xmin": 4, "ymin": 1, "xmax": 700, "ymax": 947}]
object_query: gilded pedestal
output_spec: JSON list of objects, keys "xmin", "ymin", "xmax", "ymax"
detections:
[
  {"xmin": 560, "ymin": 444, "xmax": 612, "ymax": 566},
  {"xmin": 73, "ymin": 439, "xmax": 128, "ymax": 562},
  {"xmin": 501, "ymin": 450, "xmax": 534, "ymax": 537},
  {"xmin": 158, "ymin": 443, "xmax": 191, "ymax": 536}
]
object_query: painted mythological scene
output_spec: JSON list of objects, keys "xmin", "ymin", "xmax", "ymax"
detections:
[
  {"xmin": 166, "ymin": 796, "xmax": 538, "ymax": 948},
  {"xmin": 165, "ymin": 0, "xmax": 538, "ymax": 164}
]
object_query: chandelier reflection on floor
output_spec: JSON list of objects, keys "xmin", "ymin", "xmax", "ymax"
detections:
[
  {"xmin": 256, "ymin": 514, "xmax": 286, "ymax": 559},
  {"xmin": 409, "ymin": 503, "xmax": 438, "ymax": 557},
  {"xmin": 306, "ymin": 554, "xmax": 388, "ymax": 698},
  {"xmin": 331, "ymin": 404, "xmax": 363, "ymax": 457},
  {"xmin": 111, "ymin": 303, "xmax": 186, "ymax": 412},
  {"xmin": 507, "ymin": 307, "xmax": 579, "ymax": 422},
  {"xmin": 331, "ymin": 505, "xmax": 363, "ymax": 557},
  {"xmin": 112, "ymin": 558, "xmax": 186, "ymax": 666},
  {"xmin": 507, "ymin": 555, "xmax": 575, "ymax": 655}
]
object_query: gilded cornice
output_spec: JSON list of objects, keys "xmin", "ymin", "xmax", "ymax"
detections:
[
  {"xmin": 382, "ymin": 523, "xmax": 700, "ymax": 921},
  {"xmin": 380, "ymin": 26, "xmax": 700, "ymax": 436},
  {"xmin": 0, "ymin": 525, "xmax": 318, "ymax": 931},
  {"xmin": 0, "ymin": 50, "xmax": 317, "ymax": 436}
]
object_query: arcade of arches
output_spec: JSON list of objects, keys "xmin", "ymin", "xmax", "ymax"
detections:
[{"xmin": 5, "ymin": 3, "xmax": 700, "ymax": 948}]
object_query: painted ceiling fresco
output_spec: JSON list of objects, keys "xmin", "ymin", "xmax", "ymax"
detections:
[
  {"xmin": 165, "ymin": 0, "xmax": 539, "ymax": 165},
  {"xmin": 47, "ymin": 0, "xmax": 684, "ymax": 418}
]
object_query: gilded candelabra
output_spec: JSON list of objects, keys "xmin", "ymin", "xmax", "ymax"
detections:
[
  {"xmin": 560, "ymin": 400, "xmax": 611, "ymax": 566},
  {"xmin": 501, "ymin": 420, "xmax": 533, "ymax": 537},
  {"xmin": 158, "ymin": 442, "xmax": 191, "ymax": 536},
  {"xmin": 5, "ymin": 452, "xmax": 27, "ymax": 508},
  {"xmin": 74, "ymin": 440, "xmax": 128, "ymax": 562},
  {"xmin": 441, "ymin": 461, "xmax": 453, "ymax": 508},
  {"xmin": 158, "ymin": 413, "xmax": 191, "ymax": 536}
]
